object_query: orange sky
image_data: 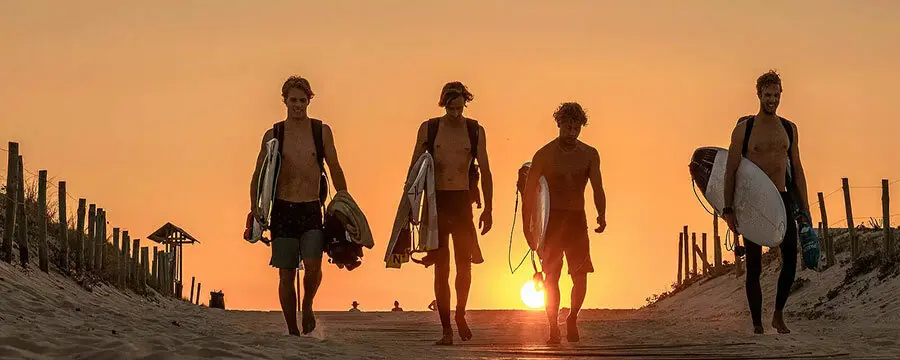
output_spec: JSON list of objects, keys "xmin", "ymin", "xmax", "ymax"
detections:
[{"xmin": 2, "ymin": 1, "xmax": 899, "ymax": 311}]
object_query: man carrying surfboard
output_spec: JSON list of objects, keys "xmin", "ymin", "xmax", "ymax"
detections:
[
  {"xmin": 722, "ymin": 70, "xmax": 811, "ymax": 335},
  {"xmin": 249, "ymin": 76, "xmax": 349, "ymax": 336},
  {"xmin": 405, "ymin": 81, "xmax": 493, "ymax": 345},
  {"xmin": 522, "ymin": 102, "xmax": 606, "ymax": 344}
]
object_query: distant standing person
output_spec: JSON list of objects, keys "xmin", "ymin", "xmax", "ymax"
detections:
[
  {"xmin": 523, "ymin": 102, "xmax": 606, "ymax": 344},
  {"xmin": 722, "ymin": 70, "xmax": 811, "ymax": 335},
  {"xmin": 249, "ymin": 76, "xmax": 350, "ymax": 336},
  {"xmin": 392, "ymin": 301, "xmax": 404, "ymax": 312},
  {"xmin": 349, "ymin": 301, "xmax": 361, "ymax": 312}
]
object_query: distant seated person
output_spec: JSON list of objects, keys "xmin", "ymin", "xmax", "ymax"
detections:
[
  {"xmin": 349, "ymin": 301, "xmax": 361, "ymax": 312},
  {"xmin": 428, "ymin": 300, "xmax": 437, "ymax": 312},
  {"xmin": 392, "ymin": 301, "xmax": 404, "ymax": 312}
]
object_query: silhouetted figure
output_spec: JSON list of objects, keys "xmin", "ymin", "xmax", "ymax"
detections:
[
  {"xmin": 392, "ymin": 301, "xmax": 404, "ymax": 312},
  {"xmin": 522, "ymin": 102, "xmax": 606, "ymax": 344},
  {"xmin": 723, "ymin": 70, "xmax": 810, "ymax": 335},
  {"xmin": 349, "ymin": 301, "xmax": 361, "ymax": 312},
  {"xmin": 428, "ymin": 300, "xmax": 437, "ymax": 312}
]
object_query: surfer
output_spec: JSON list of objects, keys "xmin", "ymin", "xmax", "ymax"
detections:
[
  {"xmin": 392, "ymin": 301, "xmax": 404, "ymax": 312},
  {"xmin": 722, "ymin": 70, "xmax": 810, "ymax": 335},
  {"xmin": 249, "ymin": 76, "xmax": 349, "ymax": 336},
  {"xmin": 522, "ymin": 102, "xmax": 606, "ymax": 344},
  {"xmin": 406, "ymin": 81, "xmax": 494, "ymax": 345}
]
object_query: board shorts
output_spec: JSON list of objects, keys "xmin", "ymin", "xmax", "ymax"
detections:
[
  {"xmin": 432, "ymin": 190, "xmax": 478, "ymax": 269},
  {"xmin": 542, "ymin": 208, "xmax": 594, "ymax": 275},
  {"xmin": 269, "ymin": 199, "xmax": 324, "ymax": 269}
]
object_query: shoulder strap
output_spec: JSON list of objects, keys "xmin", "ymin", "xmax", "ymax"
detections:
[
  {"xmin": 740, "ymin": 115, "xmax": 754, "ymax": 157},
  {"xmin": 311, "ymin": 119, "xmax": 328, "ymax": 205},
  {"xmin": 780, "ymin": 117, "xmax": 797, "ymax": 191},
  {"xmin": 425, "ymin": 118, "xmax": 440, "ymax": 154},
  {"xmin": 466, "ymin": 119, "xmax": 479, "ymax": 160},
  {"xmin": 273, "ymin": 121, "xmax": 286, "ymax": 155}
]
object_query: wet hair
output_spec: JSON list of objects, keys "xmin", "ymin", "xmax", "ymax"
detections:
[
  {"xmin": 756, "ymin": 70, "xmax": 782, "ymax": 96},
  {"xmin": 438, "ymin": 81, "xmax": 474, "ymax": 107},
  {"xmin": 281, "ymin": 76, "xmax": 315, "ymax": 100},
  {"xmin": 553, "ymin": 102, "xmax": 588, "ymax": 126}
]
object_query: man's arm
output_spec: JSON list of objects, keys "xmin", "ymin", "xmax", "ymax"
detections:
[
  {"xmin": 322, "ymin": 124, "xmax": 348, "ymax": 192},
  {"xmin": 249, "ymin": 129, "xmax": 274, "ymax": 213},
  {"xmin": 789, "ymin": 122, "xmax": 810, "ymax": 213},
  {"xmin": 476, "ymin": 125, "xmax": 493, "ymax": 211},
  {"xmin": 588, "ymin": 148, "xmax": 606, "ymax": 232},
  {"xmin": 724, "ymin": 122, "xmax": 747, "ymax": 211}
]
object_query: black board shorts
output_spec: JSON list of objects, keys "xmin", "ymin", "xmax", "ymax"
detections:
[{"xmin": 269, "ymin": 199, "xmax": 324, "ymax": 269}]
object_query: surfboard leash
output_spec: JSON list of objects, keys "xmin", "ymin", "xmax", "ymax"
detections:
[{"xmin": 509, "ymin": 188, "xmax": 533, "ymax": 274}]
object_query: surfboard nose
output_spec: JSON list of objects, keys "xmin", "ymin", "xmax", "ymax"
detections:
[{"xmin": 689, "ymin": 147, "xmax": 718, "ymax": 194}]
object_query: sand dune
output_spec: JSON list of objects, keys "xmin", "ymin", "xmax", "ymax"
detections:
[{"xmin": 3, "ymin": 245, "xmax": 900, "ymax": 359}]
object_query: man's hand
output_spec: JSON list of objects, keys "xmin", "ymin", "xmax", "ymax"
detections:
[
  {"xmin": 594, "ymin": 216, "xmax": 606, "ymax": 233},
  {"xmin": 479, "ymin": 209, "xmax": 493, "ymax": 235},
  {"xmin": 723, "ymin": 212, "xmax": 739, "ymax": 235}
]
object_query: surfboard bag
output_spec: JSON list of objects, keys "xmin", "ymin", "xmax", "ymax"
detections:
[
  {"xmin": 385, "ymin": 152, "xmax": 439, "ymax": 268},
  {"xmin": 740, "ymin": 116, "xmax": 820, "ymax": 268},
  {"xmin": 424, "ymin": 118, "xmax": 485, "ymax": 263}
]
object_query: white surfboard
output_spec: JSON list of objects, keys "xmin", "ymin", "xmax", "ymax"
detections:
[
  {"xmin": 520, "ymin": 162, "xmax": 551, "ymax": 253},
  {"xmin": 249, "ymin": 137, "xmax": 280, "ymax": 244},
  {"xmin": 690, "ymin": 147, "xmax": 786, "ymax": 247}
]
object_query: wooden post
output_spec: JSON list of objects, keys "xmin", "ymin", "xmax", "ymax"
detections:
[
  {"xmin": 884, "ymin": 180, "xmax": 892, "ymax": 257},
  {"xmin": 702, "ymin": 233, "xmax": 709, "ymax": 276},
  {"xmin": 38, "ymin": 170, "xmax": 49, "ymax": 272},
  {"xmin": 152, "ymin": 247, "xmax": 158, "ymax": 289},
  {"xmin": 94, "ymin": 208, "xmax": 103, "ymax": 273},
  {"xmin": 169, "ymin": 251, "xmax": 177, "ymax": 296},
  {"xmin": 190, "ymin": 276, "xmax": 196, "ymax": 303},
  {"xmin": 691, "ymin": 232, "xmax": 698, "ymax": 277},
  {"xmin": 15, "ymin": 156, "xmax": 29, "ymax": 266},
  {"xmin": 196, "ymin": 283, "xmax": 202, "ymax": 305},
  {"xmin": 677, "ymin": 233, "xmax": 683, "ymax": 286},
  {"xmin": 141, "ymin": 247, "xmax": 149, "ymax": 288},
  {"xmin": 112, "ymin": 228, "xmax": 120, "ymax": 286},
  {"xmin": 75, "ymin": 199, "xmax": 86, "ymax": 272},
  {"xmin": 842, "ymin": 178, "xmax": 858, "ymax": 260},
  {"xmin": 121, "ymin": 231, "xmax": 130, "ymax": 286},
  {"xmin": 86, "ymin": 204, "xmax": 95, "ymax": 271},
  {"xmin": 159, "ymin": 251, "xmax": 167, "ymax": 295},
  {"xmin": 683, "ymin": 226, "xmax": 689, "ymax": 279},
  {"xmin": 131, "ymin": 238, "xmax": 140, "ymax": 289},
  {"xmin": 57, "ymin": 181, "xmax": 68, "ymax": 272},
  {"xmin": 2, "ymin": 142, "xmax": 18, "ymax": 263},
  {"xmin": 817, "ymin": 192, "xmax": 835, "ymax": 267},
  {"xmin": 178, "ymin": 244, "xmax": 184, "ymax": 298},
  {"xmin": 713, "ymin": 214, "xmax": 722, "ymax": 269}
]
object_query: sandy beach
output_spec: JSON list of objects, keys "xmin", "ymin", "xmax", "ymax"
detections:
[{"xmin": 3, "ymin": 243, "xmax": 899, "ymax": 360}]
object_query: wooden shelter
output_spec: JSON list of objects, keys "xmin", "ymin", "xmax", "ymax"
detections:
[{"xmin": 148, "ymin": 222, "xmax": 199, "ymax": 298}]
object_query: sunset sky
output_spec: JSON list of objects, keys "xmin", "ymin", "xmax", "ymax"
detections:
[{"xmin": 2, "ymin": 1, "xmax": 899, "ymax": 312}]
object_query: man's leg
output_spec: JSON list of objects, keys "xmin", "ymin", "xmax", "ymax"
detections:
[
  {"xmin": 565, "ymin": 221, "xmax": 592, "ymax": 342},
  {"xmin": 300, "ymin": 229, "xmax": 325, "ymax": 334},
  {"xmin": 278, "ymin": 269, "xmax": 300, "ymax": 335},
  {"xmin": 543, "ymin": 267, "xmax": 563, "ymax": 344},
  {"xmin": 744, "ymin": 240, "xmax": 764, "ymax": 334},
  {"xmin": 272, "ymin": 236, "xmax": 302, "ymax": 335},
  {"xmin": 773, "ymin": 212, "xmax": 798, "ymax": 334},
  {"xmin": 433, "ymin": 235, "xmax": 453, "ymax": 345},
  {"xmin": 452, "ymin": 221, "xmax": 476, "ymax": 341}
]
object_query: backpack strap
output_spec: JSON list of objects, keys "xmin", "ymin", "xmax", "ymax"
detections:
[
  {"xmin": 740, "ymin": 115, "xmax": 754, "ymax": 157},
  {"xmin": 311, "ymin": 119, "xmax": 328, "ymax": 205},
  {"xmin": 273, "ymin": 121, "xmax": 286, "ymax": 155},
  {"xmin": 780, "ymin": 117, "xmax": 797, "ymax": 192},
  {"xmin": 425, "ymin": 118, "xmax": 440, "ymax": 154},
  {"xmin": 466, "ymin": 119, "xmax": 479, "ymax": 160}
]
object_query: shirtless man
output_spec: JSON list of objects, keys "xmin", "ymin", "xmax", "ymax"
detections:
[
  {"xmin": 249, "ymin": 76, "xmax": 348, "ymax": 336},
  {"xmin": 722, "ymin": 70, "xmax": 810, "ymax": 335},
  {"xmin": 406, "ymin": 81, "xmax": 494, "ymax": 345},
  {"xmin": 523, "ymin": 102, "xmax": 606, "ymax": 344}
]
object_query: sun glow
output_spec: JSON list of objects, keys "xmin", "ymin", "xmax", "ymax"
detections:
[{"xmin": 520, "ymin": 280, "xmax": 545, "ymax": 309}]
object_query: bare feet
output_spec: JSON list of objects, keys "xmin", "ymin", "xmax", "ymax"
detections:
[
  {"xmin": 547, "ymin": 326, "xmax": 561, "ymax": 345},
  {"xmin": 566, "ymin": 316, "xmax": 580, "ymax": 342},
  {"xmin": 288, "ymin": 329, "xmax": 302, "ymax": 336},
  {"xmin": 772, "ymin": 312, "xmax": 791, "ymax": 334},
  {"xmin": 753, "ymin": 326, "xmax": 765, "ymax": 334},
  {"xmin": 301, "ymin": 307, "xmax": 316, "ymax": 335},
  {"xmin": 435, "ymin": 333, "xmax": 454, "ymax": 346},
  {"xmin": 456, "ymin": 313, "xmax": 473, "ymax": 341}
]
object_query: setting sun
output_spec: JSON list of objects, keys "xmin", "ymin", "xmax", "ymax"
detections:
[{"xmin": 520, "ymin": 280, "xmax": 545, "ymax": 309}]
